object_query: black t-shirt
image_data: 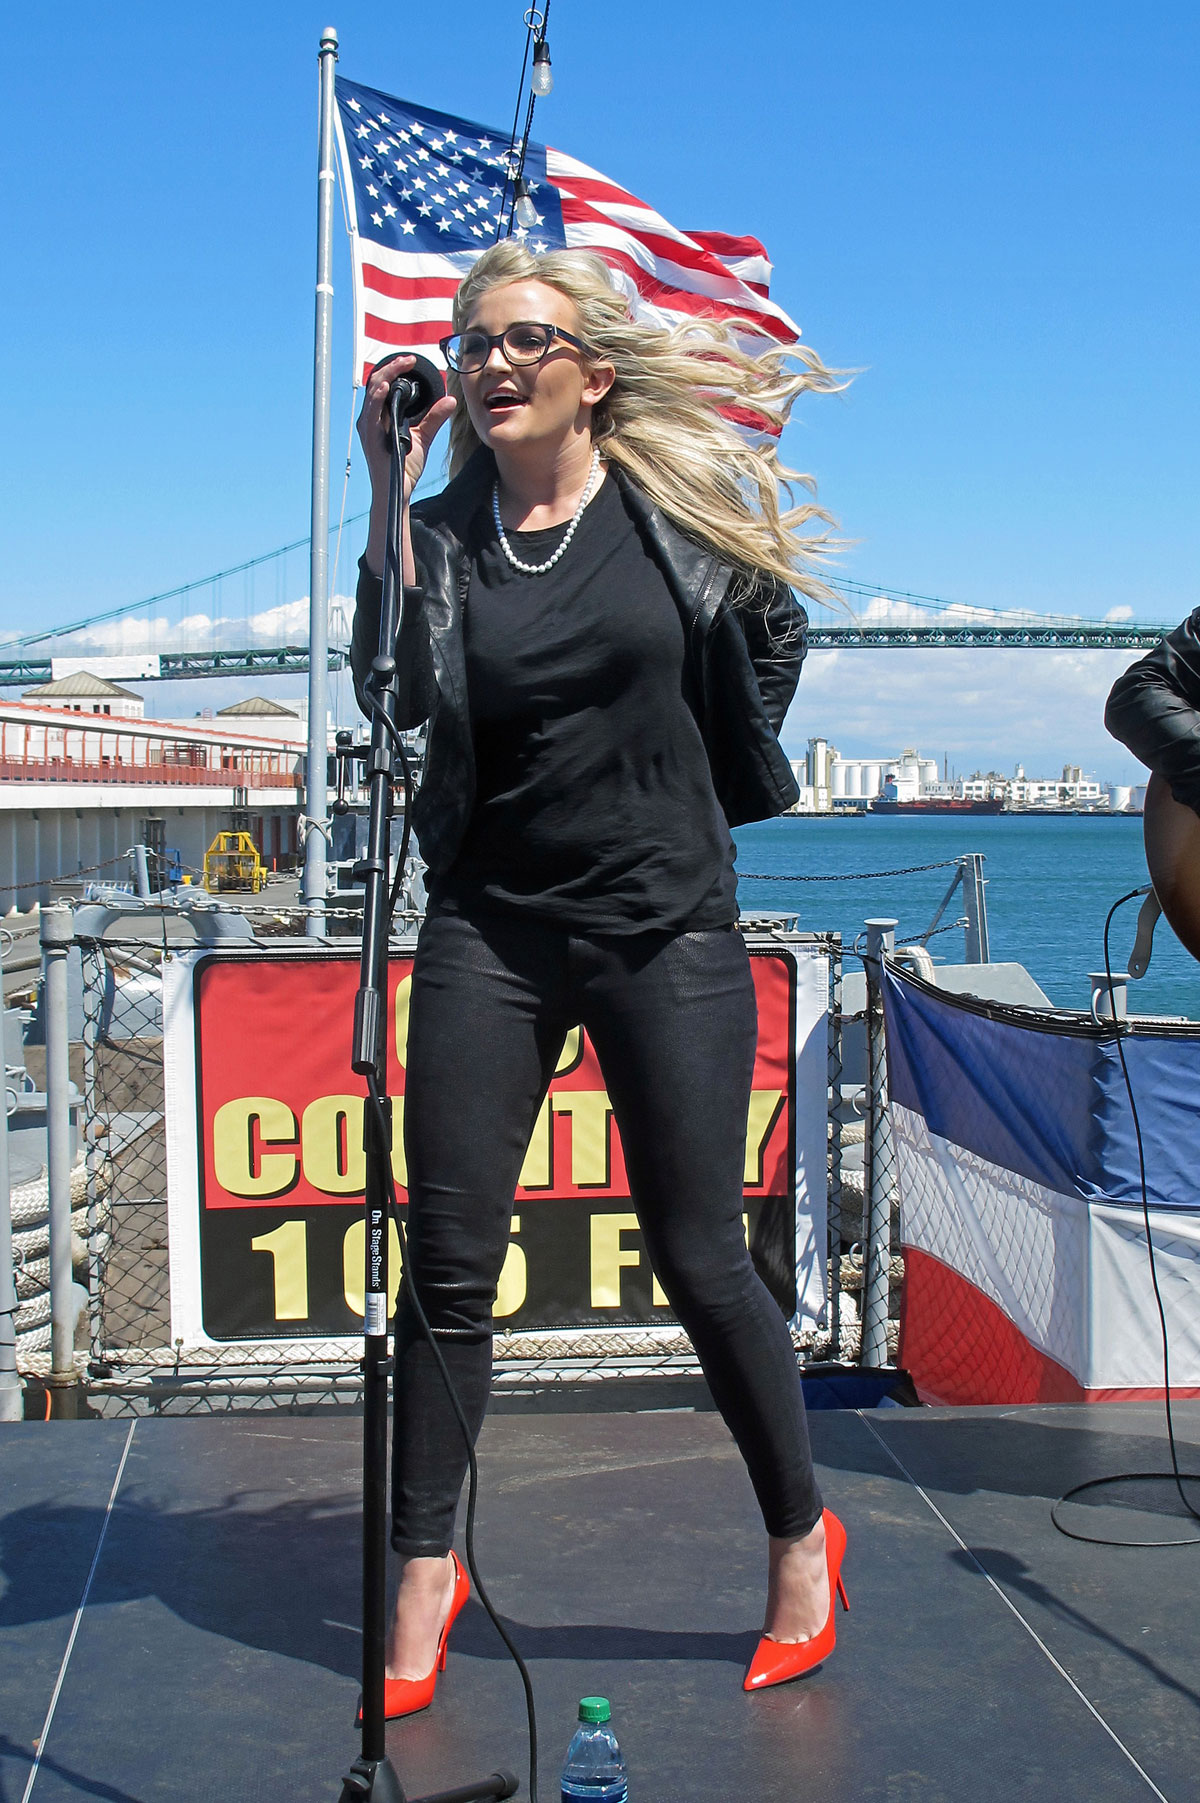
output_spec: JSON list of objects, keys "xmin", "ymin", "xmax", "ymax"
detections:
[{"xmin": 431, "ymin": 472, "xmax": 738, "ymax": 933}]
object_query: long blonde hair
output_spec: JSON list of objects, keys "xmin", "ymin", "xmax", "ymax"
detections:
[{"xmin": 445, "ymin": 242, "xmax": 845, "ymax": 601}]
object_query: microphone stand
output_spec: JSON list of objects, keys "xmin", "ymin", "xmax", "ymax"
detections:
[{"xmin": 336, "ymin": 382, "xmax": 518, "ymax": 1803}]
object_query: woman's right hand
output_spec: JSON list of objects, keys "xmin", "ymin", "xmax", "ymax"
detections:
[{"xmin": 356, "ymin": 353, "xmax": 457, "ymax": 507}]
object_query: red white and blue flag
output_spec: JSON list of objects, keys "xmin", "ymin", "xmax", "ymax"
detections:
[
  {"xmin": 882, "ymin": 962, "xmax": 1200, "ymax": 1405},
  {"xmin": 333, "ymin": 77, "xmax": 801, "ymax": 388}
]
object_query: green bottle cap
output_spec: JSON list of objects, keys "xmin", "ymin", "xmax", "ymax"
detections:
[{"xmin": 578, "ymin": 1697, "xmax": 611, "ymax": 1724}]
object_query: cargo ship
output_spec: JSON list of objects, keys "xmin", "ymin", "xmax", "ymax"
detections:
[{"xmin": 869, "ymin": 796, "xmax": 1005, "ymax": 815}]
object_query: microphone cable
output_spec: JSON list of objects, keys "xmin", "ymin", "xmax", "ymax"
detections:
[
  {"xmin": 1050, "ymin": 883, "xmax": 1200, "ymax": 1547},
  {"xmin": 360, "ymin": 679, "xmax": 542, "ymax": 1801}
]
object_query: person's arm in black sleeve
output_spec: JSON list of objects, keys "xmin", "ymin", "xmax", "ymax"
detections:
[
  {"xmin": 1105, "ymin": 608, "xmax": 1200, "ymax": 815},
  {"xmin": 350, "ymin": 351, "xmax": 456, "ymax": 727},
  {"xmin": 738, "ymin": 575, "xmax": 808, "ymax": 732},
  {"xmin": 350, "ymin": 554, "xmax": 435, "ymax": 729}
]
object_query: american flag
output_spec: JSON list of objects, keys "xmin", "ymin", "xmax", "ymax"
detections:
[{"xmin": 333, "ymin": 77, "xmax": 801, "ymax": 388}]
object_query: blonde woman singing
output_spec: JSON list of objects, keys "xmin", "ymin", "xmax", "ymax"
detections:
[{"xmin": 352, "ymin": 242, "xmax": 848, "ymax": 1713}]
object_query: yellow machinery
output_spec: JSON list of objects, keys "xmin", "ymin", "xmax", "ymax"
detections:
[{"xmin": 203, "ymin": 829, "xmax": 266, "ymax": 893}]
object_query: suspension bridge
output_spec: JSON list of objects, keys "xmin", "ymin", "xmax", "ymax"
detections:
[{"xmin": 0, "ymin": 516, "xmax": 1176, "ymax": 686}]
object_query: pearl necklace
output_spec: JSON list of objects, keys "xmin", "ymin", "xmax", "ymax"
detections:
[{"xmin": 492, "ymin": 448, "xmax": 602, "ymax": 576}]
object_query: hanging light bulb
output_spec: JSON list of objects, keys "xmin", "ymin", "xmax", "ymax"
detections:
[
  {"xmin": 531, "ymin": 37, "xmax": 553, "ymax": 96},
  {"xmin": 514, "ymin": 178, "xmax": 538, "ymax": 229}
]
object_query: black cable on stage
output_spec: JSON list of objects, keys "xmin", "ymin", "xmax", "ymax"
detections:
[
  {"xmin": 1050, "ymin": 883, "xmax": 1200, "ymax": 1548},
  {"xmin": 362, "ymin": 656, "xmax": 541, "ymax": 1796}
]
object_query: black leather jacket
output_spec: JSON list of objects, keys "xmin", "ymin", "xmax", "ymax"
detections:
[
  {"xmin": 352, "ymin": 450, "xmax": 807, "ymax": 873},
  {"xmin": 1105, "ymin": 609, "xmax": 1200, "ymax": 816}
]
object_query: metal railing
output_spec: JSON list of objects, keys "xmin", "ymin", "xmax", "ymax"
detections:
[
  {"xmin": 861, "ymin": 921, "xmax": 899, "ymax": 1367},
  {"xmin": 739, "ymin": 850, "xmax": 991, "ymax": 967},
  {"xmin": 0, "ymin": 758, "xmax": 301, "ymax": 789}
]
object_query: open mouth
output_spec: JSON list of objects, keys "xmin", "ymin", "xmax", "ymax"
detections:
[{"xmin": 483, "ymin": 391, "xmax": 527, "ymax": 414}]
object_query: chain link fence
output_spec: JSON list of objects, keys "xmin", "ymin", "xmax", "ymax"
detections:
[
  {"xmin": 12, "ymin": 920, "xmax": 904, "ymax": 1411},
  {"xmin": 79, "ymin": 936, "xmax": 168, "ymax": 1374}
]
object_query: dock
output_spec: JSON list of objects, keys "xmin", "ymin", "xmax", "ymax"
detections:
[{"xmin": 3, "ymin": 1390, "xmax": 1196, "ymax": 1801}]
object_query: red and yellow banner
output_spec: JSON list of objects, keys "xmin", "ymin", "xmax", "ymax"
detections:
[{"xmin": 189, "ymin": 950, "xmax": 798, "ymax": 1339}]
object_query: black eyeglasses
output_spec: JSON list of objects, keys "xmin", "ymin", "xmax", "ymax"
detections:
[{"xmin": 439, "ymin": 321, "xmax": 591, "ymax": 374}]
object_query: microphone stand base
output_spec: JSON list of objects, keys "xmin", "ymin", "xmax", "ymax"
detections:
[
  {"xmin": 338, "ymin": 1755, "xmax": 407, "ymax": 1802},
  {"xmin": 337, "ymin": 1755, "xmax": 520, "ymax": 1803}
]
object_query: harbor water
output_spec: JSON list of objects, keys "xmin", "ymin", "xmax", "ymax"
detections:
[{"xmin": 733, "ymin": 813, "xmax": 1200, "ymax": 1021}]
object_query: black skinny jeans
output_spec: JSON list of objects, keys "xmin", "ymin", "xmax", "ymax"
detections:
[{"xmin": 391, "ymin": 906, "xmax": 822, "ymax": 1555}]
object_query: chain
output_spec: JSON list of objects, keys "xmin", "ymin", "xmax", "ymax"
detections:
[
  {"xmin": 737, "ymin": 859, "xmax": 960, "ymax": 883},
  {"xmin": 226, "ymin": 900, "xmax": 423, "ymax": 926},
  {"xmin": 3, "ymin": 852, "xmax": 135, "ymax": 896},
  {"xmin": 895, "ymin": 917, "xmax": 969, "ymax": 945}
]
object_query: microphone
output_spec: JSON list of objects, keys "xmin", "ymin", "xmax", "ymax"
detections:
[{"xmin": 371, "ymin": 353, "xmax": 446, "ymax": 429}]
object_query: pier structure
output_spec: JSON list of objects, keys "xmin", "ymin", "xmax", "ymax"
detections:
[{"xmin": 0, "ymin": 691, "xmax": 307, "ymax": 909}]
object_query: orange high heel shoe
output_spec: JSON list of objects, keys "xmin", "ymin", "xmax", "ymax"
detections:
[
  {"xmin": 743, "ymin": 1509, "xmax": 848, "ymax": 1693},
  {"xmin": 356, "ymin": 1550, "xmax": 470, "ymax": 1724}
]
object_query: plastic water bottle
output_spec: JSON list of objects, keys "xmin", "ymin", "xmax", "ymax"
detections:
[{"xmin": 560, "ymin": 1696, "xmax": 628, "ymax": 1802}]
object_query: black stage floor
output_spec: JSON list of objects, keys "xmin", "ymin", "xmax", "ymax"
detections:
[{"xmin": 3, "ymin": 1394, "xmax": 1199, "ymax": 1802}]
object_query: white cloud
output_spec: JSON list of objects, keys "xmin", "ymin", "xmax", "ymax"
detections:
[{"xmin": 35, "ymin": 595, "xmax": 357, "ymax": 656}]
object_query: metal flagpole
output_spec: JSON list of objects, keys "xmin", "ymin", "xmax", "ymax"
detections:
[{"xmin": 303, "ymin": 24, "xmax": 339, "ymax": 937}]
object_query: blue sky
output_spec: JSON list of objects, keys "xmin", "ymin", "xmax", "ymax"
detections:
[{"xmin": 4, "ymin": 2, "xmax": 1198, "ymax": 778}]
